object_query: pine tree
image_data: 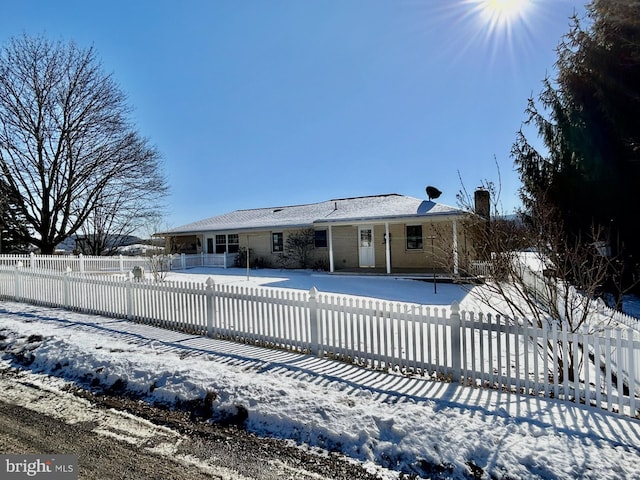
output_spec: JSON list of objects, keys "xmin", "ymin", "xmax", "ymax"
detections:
[
  {"xmin": 513, "ymin": 0, "xmax": 640, "ymax": 291},
  {"xmin": 0, "ymin": 180, "xmax": 31, "ymax": 253}
]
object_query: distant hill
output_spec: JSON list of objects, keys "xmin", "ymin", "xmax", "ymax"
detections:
[{"xmin": 55, "ymin": 235, "xmax": 144, "ymax": 254}]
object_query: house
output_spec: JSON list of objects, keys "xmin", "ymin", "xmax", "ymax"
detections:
[{"xmin": 159, "ymin": 193, "xmax": 480, "ymax": 275}]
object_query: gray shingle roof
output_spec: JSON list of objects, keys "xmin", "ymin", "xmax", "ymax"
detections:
[{"xmin": 165, "ymin": 194, "xmax": 464, "ymax": 234}]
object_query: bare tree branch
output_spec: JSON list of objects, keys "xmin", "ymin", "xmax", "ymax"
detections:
[{"xmin": 0, "ymin": 34, "xmax": 167, "ymax": 253}]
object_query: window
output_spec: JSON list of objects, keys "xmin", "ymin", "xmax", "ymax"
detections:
[
  {"xmin": 227, "ymin": 234, "xmax": 239, "ymax": 253},
  {"xmin": 314, "ymin": 230, "xmax": 327, "ymax": 248},
  {"xmin": 360, "ymin": 228, "xmax": 372, "ymax": 247},
  {"xmin": 272, "ymin": 232, "xmax": 284, "ymax": 252},
  {"xmin": 215, "ymin": 235, "xmax": 227, "ymax": 254},
  {"xmin": 406, "ymin": 225, "xmax": 423, "ymax": 250},
  {"xmin": 215, "ymin": 234, "xmax": 240, "ymax": 253}
]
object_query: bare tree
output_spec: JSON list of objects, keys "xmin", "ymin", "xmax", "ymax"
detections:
[
  {"xmin": 0, "ymin": 34, "xmax": 167, "ymax": 254},
  {"xmin": 141, "ymin": 214, "xmax": 171, "ymax": 282},
  {"xmin": 77, "ymin": 158, "xmax": 167, "ymax": 255},
  {"xmin": 454, "ymin": 177, "xmax": 630, "ymax": 382}
]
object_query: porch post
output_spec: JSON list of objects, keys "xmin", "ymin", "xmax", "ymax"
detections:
[
  {"xmin": 452, "ymin": 220, "xmax": 459, "ymax": 276},
  {"xmin": 385, "ymin": 222, "xmax": 391, "ymax": 274},
  {"xmin": 328, "ymin": 225, "xmax": 335, "ymax": 273}
]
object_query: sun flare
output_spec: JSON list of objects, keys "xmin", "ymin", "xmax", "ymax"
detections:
[
  {"xmin": 422, "ymin": 0, "xmax": 542, "ymax": 69},
  {"xmin": 479, "ymin": 0, "xmax": 531, "ymax": 27}
]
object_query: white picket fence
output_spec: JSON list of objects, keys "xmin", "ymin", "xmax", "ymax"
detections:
[
  {"xmin": 0, "ymin": 253, "xmax": 148, "ymax": 273},
  {"xmin": 169, "ymin": 252, "xmax": 238, "ymax": 270},
  {"xmin": 0, "ymin": 252, "xmax": 237, "ymax": 274},
  {"xmin": 468, "ymin": 260, "xmax": 492, "ymax": 277},
  {"xmin": 0, "ymin": 265, "xmax": 638, "ymax": 419}
]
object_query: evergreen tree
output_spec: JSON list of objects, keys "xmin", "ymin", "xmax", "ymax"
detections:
[
  {"xmin": 513, "ymin": 0, "xmax": 640, "ymax": 290},
  {"xmin": 0, "ymin": 179, "xmax": 31, "ymax": 252}
]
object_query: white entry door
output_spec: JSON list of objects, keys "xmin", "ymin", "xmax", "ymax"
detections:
[{"xmin": 358, "ymin": 226, "xmax": 375, "ymax": 268}]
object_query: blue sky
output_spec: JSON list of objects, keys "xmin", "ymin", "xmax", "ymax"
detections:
[{"xmin": 1, "ymin": 0, "xmax": 587, "ymax": 230}]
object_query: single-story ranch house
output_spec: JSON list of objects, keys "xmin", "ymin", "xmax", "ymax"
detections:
[{"xmin": 159, "ymin": 192, "xmax": 486, "ymax": 275}]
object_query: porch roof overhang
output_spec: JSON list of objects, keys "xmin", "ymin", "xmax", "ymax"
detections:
[
  {"xmin": 160, "ymin": 222, "xmax": 315, "ymax": 237},
  {"xmin": 312, "ymin": 211, "xmax": 464, "ymax": 227}
]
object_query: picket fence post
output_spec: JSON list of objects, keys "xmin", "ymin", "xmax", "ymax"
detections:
[
  {"xmin": 627, "ymin": 326, "xmax": 636, "ymax": 416},
  {"xmin": 14, "ymin": 262, "xmax": 22, "ymax": 301},
  {"xmin": 450, "ymin": 301, "xmax": 462, "ymax": 382},
  {"xmin": 125, "ymin": 273, "xmax": 133, "ymax": 320},
  {"xmin": 79, "ymin": 254, "xmax": 85, "ymax": 274},
  {"xmin": 119, "ymin": 255, "xmax": 124, "ymax": 273},
  {"xmin": 206, "ymin": 277, "xmax": 215, "ymax": 337},
  {"xmin": 63, "ymin": 267, "xmax": 72, "ymax": 307},
  {"xmin": 309, "ymin": 287, "xmax": 320, "ymax": 356}
]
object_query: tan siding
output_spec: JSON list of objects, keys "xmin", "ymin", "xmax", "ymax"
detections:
[
  {"xmin": 385, "ymin": 220, "xmax": 467, "ymax": 272},
  {"xmin": 240, "ymin": 229, "xmax": 330, "ymax": 269},
  {"xmin": 240, "ymin": 232, "xmax": 270, "ymax": 256},
  {"xmin": 331, "ymin": 225, "xmax": 359, "ymax": 269},
  {"xmin": 372, "ymin": 225, "xmax": 384, "ymax": 267}
]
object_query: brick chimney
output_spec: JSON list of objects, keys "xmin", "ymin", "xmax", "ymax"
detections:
[{"xmin": 474, "ymin": 188, "xmax": 490, "ymax": 219}]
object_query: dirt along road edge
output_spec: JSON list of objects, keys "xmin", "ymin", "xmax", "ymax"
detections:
[{"xmin": 0, "ymin": 367, "xmax": 390, "ymax": 480}]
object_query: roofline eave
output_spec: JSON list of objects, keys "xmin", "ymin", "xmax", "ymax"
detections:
[
  {"xmin": 158, "ymin": 212, "xmax": 470, "ymax": 236},
  {"xmin": 313, "ymin": 211, "xmax": 468, "ymax": 226},
  {"xmin": 159, "ymin": 223, "xmax": 316, "ymax": 237}
]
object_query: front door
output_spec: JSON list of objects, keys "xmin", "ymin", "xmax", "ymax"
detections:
[{"xmin": 358, "ymin": 226, "xmax": 375, "ymax": 268}]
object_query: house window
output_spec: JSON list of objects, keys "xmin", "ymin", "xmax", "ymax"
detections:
[
  {"xmin": 314, "ymin": 230, "xmax": 327, "ymax": 248},
  {"xmin": 227, "ymin": 234, "xmax": 239, "ymax": 253},
  {"xmin": 406, "ymin": 225, "xmax": 423, "ymax": 250},
  {"xmin": 215, "ymin": 234, "xmax": 240, "ymax": 254},
  {"xmin": 215, "ymin": 235, "xmax": 227, "ymax": 254},
  {"xmin": 272, "ymin": 232, "xmax": 284, "ymax": 252}
]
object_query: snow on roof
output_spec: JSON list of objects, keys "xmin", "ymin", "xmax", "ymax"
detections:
[{"xmin": 165, "ymin": 194, "xmax": 465, "ymax": 235}]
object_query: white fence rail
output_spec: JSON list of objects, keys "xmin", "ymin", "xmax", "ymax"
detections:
[
  {"xmin": 0, "ymin": 252, "xmax": 237, "ymax": 274},
  {"xmin": 0, "ymin": 266, "xmax": 638, "ymax": 419},
  {"xmin": 169, "ymin": 252, "xmax": 238, "ymax": 270},
  {"xmin": 0, "ymin": 253, "xmax": 148, "ymax": 273},
  {"xmin": 515, "ymin": 253, "xmax": 640, "ymax": 398},
  {"xmin": 468, "ymin": 260, "xmax": 492, "ymax": 277}
]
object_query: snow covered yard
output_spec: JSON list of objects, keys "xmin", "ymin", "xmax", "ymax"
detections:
[
  {"xmin": 1, "ymin": 267, "xmax": 640, "ymax": 479},
  {"xmin": 165, "ymin": 267, "xmax": 476, "ymax": 307}
]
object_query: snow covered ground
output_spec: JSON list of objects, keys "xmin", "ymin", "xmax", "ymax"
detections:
[
  {"xmin": 167, "ymin": 267, "xmax": 640, "ymax": 317},
  {"xmin": 1, "ymin": 267, "xmax": 640, "ymax": 479},
  {"xmin": 166, "ymin": 267, "xmax": 473, "ymax": 306}
]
